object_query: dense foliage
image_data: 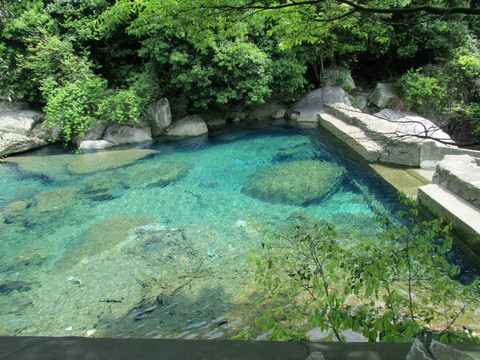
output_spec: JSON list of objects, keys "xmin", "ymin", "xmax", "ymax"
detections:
[
  {"xmin": 1, "ymin": 0, "xmax": 480, "ymax": 141},
  {"xmin": 235, "ymin": 197, "xmax": 480, "ymax": 343}
]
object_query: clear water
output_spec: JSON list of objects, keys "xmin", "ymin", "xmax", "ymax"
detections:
[{"xmin": 0, "ymin": 123, "xmax": 477, "ymax": 339}]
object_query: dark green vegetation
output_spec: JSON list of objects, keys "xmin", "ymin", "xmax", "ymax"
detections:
[
  {"xmin": 236, "ymin": 196, "xmax": 480, "ymax": 343},
  {"xmin": 1, "ymin": 1, "xmax": 480, "ymax": 144}
]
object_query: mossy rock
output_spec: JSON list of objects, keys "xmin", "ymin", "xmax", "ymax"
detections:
[
  {"xmin": 242, "ymin": 160, "xmax": 345, "ymax": 206},
  {"xmin": 67, "ymin": 149, "xmax": 157, "ymax": 174}
]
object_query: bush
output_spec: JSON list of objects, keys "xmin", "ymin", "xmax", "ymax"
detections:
[
  {"xmin": 236, "ymin": 196, "xmax": 480, "ymax": 343},
  {"xmin": 43, "ymin": 75, "xmax": 107, "ymax": 143}
]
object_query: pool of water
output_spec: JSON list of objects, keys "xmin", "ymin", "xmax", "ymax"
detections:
[{"xmin": 0, "ymin": 123, "xmax": 477, "ymax": 339}]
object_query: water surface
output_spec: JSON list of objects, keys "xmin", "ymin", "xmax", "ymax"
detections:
[{"xmin": 0, "ymin": 123, "xmax": 476, "ymax": 339}]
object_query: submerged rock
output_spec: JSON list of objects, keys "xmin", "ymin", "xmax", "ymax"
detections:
[
  {"xmin": 80, "ymin": 216, "xmax": 153, "ymax": 258},
  {"xmin": 242, "ymin": 160, "xmax": 346, "ymax": 206},
  {"xmin": 31, "ymin": 187, "xmax": 78, "ymax": 222},
  {"xmin": 2, "ymin": 200, "xmax": 30, "ymax": 223},
  {"xmin": 2, "ymin": 154, "xmax": 75, "ymax": 180},
  {"xmin": 67, "ymin": 149, "xmax": 157, "ymax": 174},
  {"xmin": 147, "ymin": 163, "xmax": 190, "ymax": 188}
]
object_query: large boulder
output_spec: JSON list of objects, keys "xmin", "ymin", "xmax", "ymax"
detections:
[
  {"xmin": 0, "ymin": 108, "xmax": 50, "ymax": 157},
  {"xmin": 242, "ymin": 160, "xmax": 346, "ymax": 206},
  {"xmin": 103, "ymin": 124, "xmax": 153, "ymax": 146},
  {"xmin": 166, "ymin": 115, "xmax": 208, "ymax": 136},
  {"xmin": 288, "ymin": 87, "xmax": 350, "ymax": 122},
  {"xmin": 369, "ymin": 83, "xmax": 397, "ymax": 108},
  {"xmin": 149, "ymin": 98, "xmax": 172, "ymax": 136},
  {"xmin": 67, "ymin": 149, "xmax": 157, "ymax": 174},
  {"xmin": 75, "ymin": 123, "xmax": 108, "ymax": 147},
  {"xmin": 246, "ymin": 101, "xmax": 286, "ymax": 121},
  {"xmin": 324, "ymin": 68, "xmax": 356, "ymax": 91}
]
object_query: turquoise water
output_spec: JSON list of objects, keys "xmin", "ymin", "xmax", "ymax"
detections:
[{"xmin": 0, "ymin": 123, "xmax": 476, "ymax": 339}]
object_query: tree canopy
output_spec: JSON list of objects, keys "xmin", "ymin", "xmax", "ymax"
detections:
[{"xmin": 1, "ymin": 0, "xmax": 480, "ymax": 144}]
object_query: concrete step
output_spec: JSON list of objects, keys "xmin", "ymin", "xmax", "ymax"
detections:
[
  {"xmin": 369, "ymin": 164, "xmax": 432, "ymax": 199},
  {"xmin": 319, "ymin": 113, "xmax": 382, "ymax": 162},
  {"xmin": 418, "ymin": 184, "xmax": 480, "ymax": 257}
]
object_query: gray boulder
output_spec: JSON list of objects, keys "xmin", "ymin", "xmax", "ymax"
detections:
[
  {"xmin": 75, "ymin": 123, "xmax": 107, "ymax": 147},
  {"xmin": 166, "ymin": 115, "xmax": 208, "ymax": 136},
  {"xmin": 324, "ymin": 68, "xmax": 356, "ymax": 91},
  {"xmin": 149, "ymin": 98, "xmax": 172, "ymax": 136},
  {"xmin": 0, "ymin": 108, "xmax": 50, "ymax": 157},
  {"xmin": 289, "ymin": 87, "xmax": 350, "ymax": 122},
  {"xmin": 246, "ymin": 101, "xmax": 286, "ymax": 121},
  {"xmin": 78, "ymin": 140, "xmax": 114, "ymax": 151},
  {"xmin": 369, "ymin": 83, "xmax": 397, "ymax": 108},
  {"xmin": 103, "ymin": 124, "xmax": 153, "ymax": 146}
]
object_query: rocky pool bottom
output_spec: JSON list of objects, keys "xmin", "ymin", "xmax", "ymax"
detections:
[{"xmin": 0, "ymin": 123, "xmax": 479, "ymax": 340}]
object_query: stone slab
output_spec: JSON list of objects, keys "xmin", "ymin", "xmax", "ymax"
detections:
[
  {"xmin": 319, "ymin": 113, "xmax": 382, "ymax": 162},
  {"xmin": 369, "ymin": 164, "xmax": 431, "ymax": 199},
  {"xmin": 418, "ymin": 184, "xmax": 480, "ymax": 257}
]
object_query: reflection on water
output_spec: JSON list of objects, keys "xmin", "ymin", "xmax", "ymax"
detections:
[{"xmin": 0, "ymin": 123, "xmax": 477, "ymax": 339}]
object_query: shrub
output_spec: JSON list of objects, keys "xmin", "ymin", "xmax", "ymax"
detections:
[{"xmin": 236, "ymin": 196, "xmax": 480, "ymax": 343}]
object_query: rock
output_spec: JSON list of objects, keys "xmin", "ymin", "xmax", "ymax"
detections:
[
  {"xmin": 145, "ymin": 163, "xmax": 190, "ymax": 188},
  {"xmin": 271, "ymin": 108, "xmax": 286, "ymax": 119},
  {"xmin": 225, "ymin": 112, "xmax": 247, "ymax": 123},
  {"xmin": 242, "ymin": 160, "xmax": 345, "ymax": 206},
  {"xmin": 75, "ymin": 123, "xmax": 107, "ymax": 147},
  {"xmin": 206, "ymin": 118, "xmax": 227, "ymax": 129},
  {"xmin": 121, "ymin": 162, "xmax": 190, "ymax": 189},
  {"xmin": 2, "ymin": 200, "xmax": 30, "ymax": 223},
  {"xmin": 369, "ymin": 83, "xmax": 397, "ymax": 108},
  {"xmin": 246, "ymin": 101, "xmax": 286, "ymax": 121},
  {"xmin": 67, "ymin": 149, "xmax": 157, "ymax": 174},
  {"xmin": 288, "ymin": 87, "xmax": 350, "ymax": 122},
  {"xmin": 166, "ymin": 115, "xmax": 208, "ymax": 136},
  {"xmin": 149, "ymin": 98, "xmax": 172, "ymax": 136},
  {"xmin": 32, "ymin": 187, "xmax": 78, "ymax": 222},
  {"xmin": 430, "ymin": 340, "xmax": 478, "ymax": 360},
  {"xmin": 2, "ymin": 154, "xmax": 75, "ymax": 180},
  {"xmin": 78, "ymin": 140, "xmax": 114, "ymax": 151},
  {"xmin": 81, "ymin": 216, "xmax": 153, "ymax": 258},
  {"xmin": 103, "ymin": 124, "xmax": 153, "ymax": 146},
  {"xmin": 406, "ymin": 338, "xmax": 433, "ymax": 360},
  {"xmin": 0, "ymin": 108, "xmax": 50, "ymax": 157},
  {"xmin": 324, "ymin": 68, "xmax": 356, "ymax": 91},
  {"xmin": 432, "ymin": 155, "xmax": 480, "ymax": 208}
]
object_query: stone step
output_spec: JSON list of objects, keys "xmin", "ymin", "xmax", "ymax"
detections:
[
  {"xmin": 418, "ymin": 184, "xmax": 480, "ymax": 257},
  {"xmin": 369, "ymin": 164, "xmax": 432, "ymax": 199},
  {"xmin": 318, "ymin": 113, "xmax": 382, "ymax": 162}
]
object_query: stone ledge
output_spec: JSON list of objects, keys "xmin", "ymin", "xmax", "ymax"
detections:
[
  {"xmin": 323, "ymin": 103, "xmax": 480, "ymax": 168},
  {"xmin": 418, "ymin": 184, "xmax": 480, "ymax": 257},
  {"xmin": 319, "ymin": 113, "xmax": 382, "ymax": 162},
  {"xmin": 433, "ymin": 155, "xmax": 480, "ymax": 209}
]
